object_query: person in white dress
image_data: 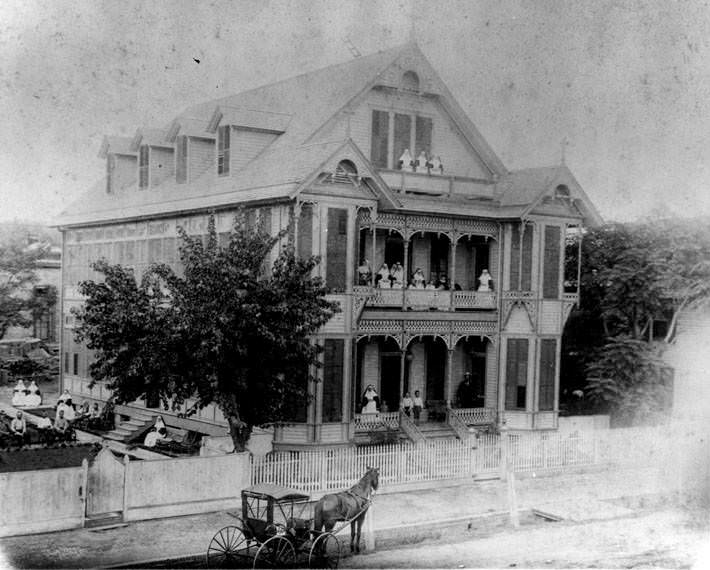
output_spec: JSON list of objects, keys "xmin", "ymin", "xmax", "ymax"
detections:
[
  {"xmin": 376, "ymin": 263, "xmax": 390, "ymax": 288},
  {"xmin": 391, "ymin": 262, "xmax": 404, "ymax": 288},
  {"xmin": 12, "ymin": 380, "xmax": 27, "ymax": 407},
  {"xmin": 57, "ymin": 389, "xmax": 71, "ymax": 406},
  {"xmin": 477, "ymin": 269, "xmax": 493, "ymax": 292},
  {"xmin": 361, "ymin": 385, "xmax": 380, "ymax": 414},
  {"xmin": 25, "ymin": 381, "xmax": 42, "ymax": 407},
  {"xmin": 415, "ymin": 151, "xmax": 429, "ymax": 173},
  {"xmin": 398, "ymin": 149, "xmax": 414, "ymax": 172},
  {"xmin": 412, "ymin": 268, "xmax": 426, "ymax": 288}
]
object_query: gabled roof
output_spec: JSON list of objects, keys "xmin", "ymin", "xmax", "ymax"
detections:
[
  {"xmin": 208, "ymin": 106, "xmax": 292, "ymax": 134},
  {"xmin": 166, "ymin": 117, "xmax": 214, "ymax": 142},
  {"xmin": 495, "ymin": 165, "xmax": 603, "ymax": 226},
  {"xmin": 131, "ymin": 128, "xmax": 171, "ymax": 151},
  {"xmin": 98, "ymin": 136, "xmax": 134, "ymax": 158}
]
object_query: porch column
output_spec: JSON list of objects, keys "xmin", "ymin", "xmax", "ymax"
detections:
[
  {"xmin": 371, "ymin": 224, "xmax": 376, "ymax": 288},
  {"xmin": 445, "ymin": 347, "xmax": 455, "ymax": 407},
  {"xmin": 399, "ymin": 349, "xmax": 407, "ymax": 407},
  {"xmin": 401, "ymin": 238, "xmax": 410, "ymax": 309},
  {"xmin": 449, "ymin": 238, "xmax": 458, "ymax": 310}
]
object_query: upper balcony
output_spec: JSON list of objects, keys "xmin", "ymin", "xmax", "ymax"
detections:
[
  {"xmin": 354, "ymin": 286, "xmax": 497, "ymax": 312},
  {"xmin": 378, "ymin": 169, "xmax": 495, "ymax": 200}
]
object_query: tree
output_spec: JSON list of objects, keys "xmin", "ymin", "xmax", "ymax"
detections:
[
  {"xmin": 0, "ymin": 239, "xmax": 44, "ymax": 340},
  {"xmin": 562, "ymin": 218, "xmax": 710, "ymax": 424},
  {"xmin": 74, "ymin": 214, "xmax": 339, "ymax": 451}
]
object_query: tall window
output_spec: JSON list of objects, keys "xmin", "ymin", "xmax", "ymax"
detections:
[
  {"xmin": 326, "ymin": 208, "xmax": 348, "ymax": 292},
  {"xmin": 176, "ymin": 135, "xmax": 188, "ymax": 183},
  {"xmin": 217, "ymin": 125, "xmax": 230, "ymax": 176},
  {"xmin": 73, "ymin": 353, "xmax": 79, "ymax": 376},
  {"xmin": 509, "ymin": 224, "xmax": 533, "ymax": 291},
  {"xmin": 505, "ymin": 338, "xmax": 528, "ymax": 410},
  {"xmin": 370, "ymin": 111, "xmax": 389, "ymax": 169},
  {"xmin": 323, "ymin": 339, "xmax": 344, "ymax": 422},
  {"xmin": 538, "ymin": 339, "xmax": 557, "ymax": 411},
  {"xmin": 370, "ymin": 110, "xmax": 433, "ymax": 170},
  {"xmin": 139, "ymin": 145, "xmax": 149, "ymax": 189},
  {"xmin": 297, "ymin": 204, "xmax": 313, "ymax": 259},
  {"xmin": 542, "ymin": 226, "xmax": 561, "ymax": 299}
]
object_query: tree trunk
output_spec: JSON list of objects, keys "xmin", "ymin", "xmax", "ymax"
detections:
[{"xmin": 226, "ymin": 413, "xmax": 252, "ymax": 453}]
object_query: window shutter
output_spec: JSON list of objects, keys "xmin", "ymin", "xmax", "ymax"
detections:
[
  {"xmin": 521, "ymin": 225, "xmax": 533, "ymax": 290},
  {"xmin": 505, "ymin": 339, "xmax": 528, "ymax": 410},
  {"xmin": 538, "ymin": 339, "xmax": 556, "ymax": 411},
  {"xmin": 217, "ymin": 125, "xmax": 230, "ymax": 175},
  {"xmin": 370, "ymin": 111, "xmax": 389, "ymax": 168},
  {"xmin": 394, "ymin": 113, "xmax": 412, "ymax": 169},
  {"xmin": 326, "ymin": 208, "xmax": 348, "ymax": 292},
  {"xmin": 323, "ymin": 339, "xmax": 344, "ymax": 422},
  {"xmin": 106, "ymin": 155, "xmax": 115, "ymax": 194},
  {"xmin": 509, "ymin": 225, "xmax": 520, "ymax": 291},
  {"xmin": 415, "ymin": 116, "xmax": 432, "ymax": 156},
  {"xmin": 176, "ymin": 135, "xmax": 188, "ymax": 183},
  {"xmin": 297, "ymin": 204, "xmax": 313, "ymax": 259},
  {"xmin": 139, "ymin": 146, "xmax": 149, "ymax": 189},
  {"xmin": 543, "ymin": 226, "xmax": 561, "ymax": 299}
]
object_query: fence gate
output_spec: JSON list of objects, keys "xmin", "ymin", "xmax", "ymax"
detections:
[{"xmin": 86, "ymin": 447, "xmax": 125, "ymax": 525}]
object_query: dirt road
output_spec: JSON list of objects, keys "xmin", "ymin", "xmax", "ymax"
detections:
[{"xmin": 345, "ymin": 507, "xmax": 710, "ymax": 569}]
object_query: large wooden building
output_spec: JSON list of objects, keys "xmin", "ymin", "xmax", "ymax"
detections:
[{"xmin": 56, "ymin": 43, "xmax": 601, "ymax": 448}]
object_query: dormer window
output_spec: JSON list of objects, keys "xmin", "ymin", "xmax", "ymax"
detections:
[
  {"xmin": 217, "ymin": 125, "xmax": 230, "ymax": 176},
  {"xmin": 401, "ymin": 71, "xmax": 420, "ymax": 92},
  {"xmin": 138, "ymin": 145, "xmax": 149, "ymax": 189},
  {"xmin": 176, "ymin": 135, "xmax": 188, "ymax": 183},
  {"xmin": 555, "ymin": 184, "xmax": 570, "ymax": 199}
]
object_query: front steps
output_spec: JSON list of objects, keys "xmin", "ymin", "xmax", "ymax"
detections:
[
  {"xmin": 104, "ymin": 411, "xmax": 156, "ymax": 443},
  {"xmin": 417, "ymin": 421, "xmax": 457, "ymax": 440},
  {"xmin": 354, "ymin": 420, "xmax": 458, "ymax": 445}
]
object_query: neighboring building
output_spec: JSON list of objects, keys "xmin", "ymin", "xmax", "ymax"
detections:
[{"xmin": 55, "ymin": 43, "xmax": 601, "ymax": 448}]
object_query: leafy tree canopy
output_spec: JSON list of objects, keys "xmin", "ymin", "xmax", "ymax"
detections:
[
  {"xmin": 74, "ymin": 214, "xmax": 339, "ymax": 451},
  {"xmin": 562, "ymin": 218, "xmax": 710, "ymax": 424}
]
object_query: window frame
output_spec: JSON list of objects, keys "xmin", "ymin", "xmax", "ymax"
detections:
[
  {"xmin": 217, "ymin": 125, "xmax": 231, "ymax": 176},
  {"xmin": 138, "ymin": 145, "xmax": 150, "ymax": 189},
  {"xmin": 369, "ymin": 107, "xmax": 434, "ymax": 170}
]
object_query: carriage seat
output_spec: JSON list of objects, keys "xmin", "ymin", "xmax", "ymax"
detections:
[
  {"xmin": 286, "ymin": 517, "xmax": 311, "ymax": 539},
  {"xmin": 245, "ymin": 518, "xmax": 270, "ymax": 541}
]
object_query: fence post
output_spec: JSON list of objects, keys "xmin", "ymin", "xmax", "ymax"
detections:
[
  {"xmin": 122, "ymin": 454, "xmax": 130, "ymax": 521},
  {"xmin": 80, "ymin": 458, "xmax": 89, "ymax": 528},
  {"xmin": 499, "ymin": 425, "xmax": 509, "ymax": 481},
  {"xmin": 364, "ymin": 503, "xmax": 375, "ymax": 552}
]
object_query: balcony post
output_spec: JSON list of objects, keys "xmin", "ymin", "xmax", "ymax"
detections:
[
  {"xmin": 449, "ymin": 238, "xmax": 457, "ymax": 311},
  {"xmin": 399, "ymin": 349, "xmax": 407, "ymax": 409},
  {"xmin": 445, "ymin": 346, "xmax": 455, "ymax": 407},
  {"xmin": 401, "ymin": 239, "xmax": 410, "ymax": 309},
  {"xmin": 371, "ymin": 223, "xmax": 376, "ymax": 288}
]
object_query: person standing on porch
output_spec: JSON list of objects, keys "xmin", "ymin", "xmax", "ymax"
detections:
[
  {"xmin": 413, "ymin": 390, "xmax": 424, "ymax": 425},
  {"xmin": 402, "ymin": 392, "xmax": 413, "ymax": 417},
  {"xmin": 361, "ymin": 385, "xmax": 380, "ymax": 414}
]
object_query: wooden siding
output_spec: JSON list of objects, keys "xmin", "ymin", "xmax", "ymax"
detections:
[
  {"xmin": 539, "ymin": 300, "xmax": 562, "ymax": 334},
  {"xmin": 505, "ymin": 306, "xmax": 533, "ymax": 334},
  {"xmin": 188, "ymin": 138, "xmax": 215, "ymax": 181},
  {"xmin": 149, "ymin": 147, "xmax": 174, "ymax": 187},
  {"xmin": 113, "ymin": 155, "xmax": 137, "ymax": 191},
  {"xmin": 231, "ymin": 129, "xmax": 279, "ymax": 171},
  {"xmin": 329, "ymin": 88, "xmax": 491, "ymax": 179}
]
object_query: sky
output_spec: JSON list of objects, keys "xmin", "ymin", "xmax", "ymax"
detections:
[{"xmin": 2, "ymin": 0, "xmax": 710, "ymax": 224}]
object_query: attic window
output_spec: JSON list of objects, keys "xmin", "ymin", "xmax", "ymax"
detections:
[
  {"xmin": 401, "ymin": 71, "xmax": 420, "ymax": 92},
  {"xmin": 217, "ymin": 125, "xmax": 230, "ymax": 176},
  {"xmin": 555, "ymin": 185, "xmax": 570, "ymax": 199},
  {"xmin": 327, "ymin": 160, "xmax": 358, "ymax": 184}
]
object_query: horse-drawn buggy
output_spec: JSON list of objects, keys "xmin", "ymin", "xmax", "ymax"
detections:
[{"xmin": 206, "ymin": 467, "xmax": 378, "ymax": 568}]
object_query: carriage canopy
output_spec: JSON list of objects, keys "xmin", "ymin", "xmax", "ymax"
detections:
[{"xmin": 243, "ymin": 484, "xmax": 311, "ymax": 503}]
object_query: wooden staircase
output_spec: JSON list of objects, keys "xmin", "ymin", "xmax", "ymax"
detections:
[
  {"xmin": 417, "ymin": 421, "xmax": 458, "ymax": 441},
  {"xmin": 104, "ymin": 410, "xmax": 156, "ymax": 443}
]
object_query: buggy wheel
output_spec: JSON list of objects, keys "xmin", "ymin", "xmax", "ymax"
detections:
[
  {"xmin": 253, "ymin": 535, "xmax": 295, "ymax": 569},
  {"xmin": 309, "ymin": 532, "xmax": 342, "ymax": 569},
  {"xmin": 206, "ymin": 525, "xmax": 249, "ymax": 568}
]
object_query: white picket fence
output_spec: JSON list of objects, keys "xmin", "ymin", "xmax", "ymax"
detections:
[{"xmin": 250, "ymin": 425, "xmax": 703, "ymax": 494}]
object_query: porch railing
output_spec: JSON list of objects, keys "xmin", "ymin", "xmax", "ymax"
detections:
[
  {"xmin": 446, "ymin": 408, "xmax": 472, "ymax": 441},
  {"xmin": 451, "ymin": 407, "xmax": 496, "ymax": 426},
  {"xmin": 365, "ymin": 288, "xmax": 497, "ymax": 310},
  {"xmin": 399, "ymin": 411, "xmax": 426, "ymax": 445},
  {"xmin": 353, "ymin": 412, "xmax": 400, "ymax": 431}
]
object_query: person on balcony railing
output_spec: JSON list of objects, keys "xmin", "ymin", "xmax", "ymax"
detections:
[
  {"xmin": 412, "ymin": 268, "xmax": 426, "ymax": 288},
  {"xmin": 12, "ymin": 379, "xmax": 27, "ymax": 407},
  {"xmin": 415, "ymin": 151, "xmax": 429, "ymax": 173},
  {"xmin": 398, "ymin": 149, "xmax": 414, "ymax": 172},
  {"xmin": 391, "ymin": 262, "xmax": 404, "ymax": 288},
  {"xmin": 430, "ymin": 155, "xmax": 444, "ymax": 175},
  {"xmin": 477, "ymin": 269, "xmax": 493, "ymax": 292},
  {"xmin": 357, "ymin": 259, "xmax": 371, "ymax": 285},
  {"xmin": 437, "ymin": 274, "xmax": 450, "ymax": 290},
  {"xmin": 376, "ymin": 263, "xmax": 390, "ymax": 288},
  {"xmin": 361, "ymin": 385, "xmax": 380, "ymax": 414}
]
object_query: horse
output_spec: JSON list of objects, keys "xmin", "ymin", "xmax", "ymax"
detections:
[{"xmin": 313, "ymin": 466, "xmax": 379, "ymax": 554}]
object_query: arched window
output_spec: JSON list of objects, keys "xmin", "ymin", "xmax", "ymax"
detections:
[
  {"xmin": 337, "ymin": 160, "xmax": 357, "ymax": 175},
  {"xmin": 401, "ymin": 71, "xmax": 420, "ymax": 92},
  {"xmin": 555, "ymin": 185, "xmax": 570, "ymax": 199}
]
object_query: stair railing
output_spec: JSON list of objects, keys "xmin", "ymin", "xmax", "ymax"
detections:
[
  {"xmin": 446, "ymin": 408, "xmax": 472, "ymax": 442},
  {"xmin": 399, "ymin": 411, "xmax": 426, "ymax": 445}
]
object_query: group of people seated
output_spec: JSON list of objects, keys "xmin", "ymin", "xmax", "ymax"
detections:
[
  {"xmin": 358, "ymin": 260, "xmax": 494, "ymax": 292},
  {"xmin": 11, "ymin": 379, "xmax": 42, "ymax": 407},
  {"xmin": 397, "ymin": 149, "xmax": 444, "ymax": 175}
]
